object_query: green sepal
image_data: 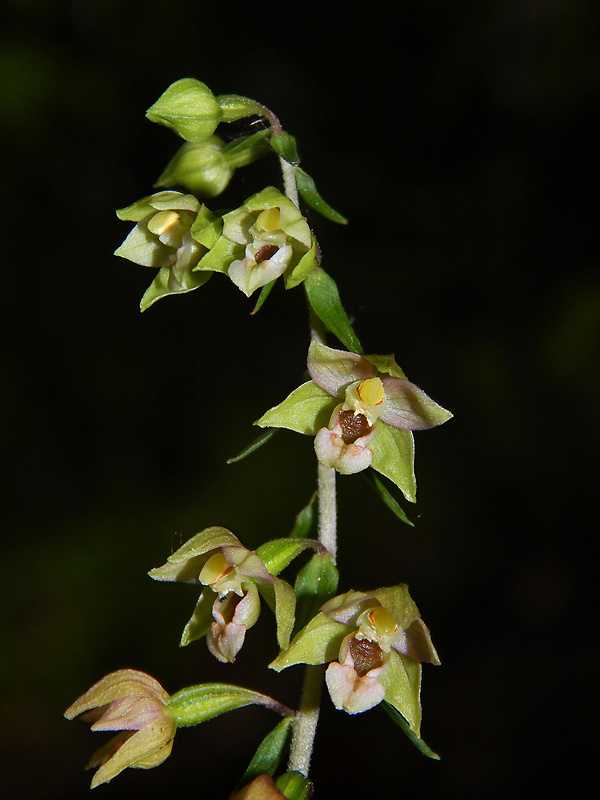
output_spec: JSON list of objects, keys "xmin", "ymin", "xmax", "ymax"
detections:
[
  {"xmin": 238, "ymin": 717, "xmax": 293, "ymax": 787},
  {"xmin": 146, "ymin": 79, "xmax": 222, "ymax": 143},
  {"xmin": 114, "ymin": 221, "xmax": 169, "ymax": 267},
  {"xmin": 257, "ymin": 577, "xmax": 296, "ymax": 650},
  {"xmin": 370, "ymin": 423, "xmax": 417, "ymax": 503},
  {"xmin": 148, "ymin": 526, "xmax": 242, "ymax": 583},
  {"xmin": 255, "ymin": 381, "xmax": 336, "ymax": 435},
  {"xmin": 381, "ymin": 701, "xmax": 440, "ymax": 760},
  {"xmin": 269, "ymin": 612, "xmax": 348, "ymax": 671},
  {"xmin": 270, "ymin": 132, "xmax": 300, "ymax": 165},
  {"xmin": 216, "ymin": 93, "xmax": 265, "ymax": 123},
  {"xmin": 296, "ymin": 167, "xmax": 348, "ymax": 224},
  {"xmin": 190, "ymin": 205, "xmax": 222, "ymax": 248},
  {"xmin": 195, "ymin": 231, "xmax": 243, "ymax": 274},
  {"xmin": 366, "ymin": 352, "xmax": 407, "ymax": 379},
  {"xmin": 293, "ymin": 552, "xmax": 339, "ymax": 636},
  {"xmin": 275, "ymin": 771, "xmax": 313, "ymax": 800},
  {"xmin": 255, "ymin": 538, "xmax": 323, "ymax": 578},
  {"xmin": 379, "ymin": 650, "xmax": 422, "ymax": 734},
  {"xmin": 304, "ymin": 268, "xmax": 363, "ymax": 353},
  {"xmin": 179, "ymin": 590, "xmax": 215, "ymax": 646},
  {"xmin": 227, "ymin": 429, "xmax": 278, "ymax": 464},
  {"xmin": 154, "ymin": 138, "xmax": 242, "ymax": 198},
  {"xmin": 364, "ymin": 471, "xmax": 414, "ymax": 527},
  {"xmin": 284, "ymin": 238, "xmax": 319, "ymax": 290},
  {"xmin": 167, "ymin": 683, "xmax": 290, "ymax": 728},
  {"xmin": 140, "ymin": 265, "xmax": 212, "ymax": 311}
]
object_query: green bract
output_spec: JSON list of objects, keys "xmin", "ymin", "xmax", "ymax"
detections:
[
  {"xmin": 146, "ymin": 78, "xmax": 222, "ymax": 142},
  {"xmin": 270, "ymin": 586, "xmax": 439, "ymax": 733},
  {"xmin": 114, "ymin": 191, "xmax": 220, "ymax": 310},
  {"xmin": 256, "ymin": 340, "xmax": 453, "ymax": 502},
  {"xmin": 195, "ymin": 186, "xmax": 318, "ymax": 297}
]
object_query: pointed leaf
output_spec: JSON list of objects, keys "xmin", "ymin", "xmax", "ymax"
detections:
[
  {"xmin": 239, "ymin": 718, "xmax": 293, "ymax": 786},
  {"xmin": 296, "ymin": 167, "xmax": 348, "ymax": 224},
  {"xmin": 293, "ymin": 553, "xmax": 339, "ymax": 636},
  {"xmin": 252, "ymin": 279, "xmax": 277, "ymax": 314},
  {"xmin": 304, "ymin": 268, "xmax": 362, "ymax": 353},
  {"xmin": 289, "ymin": 494, "xmax": 318, "ymax": 539},
  {"xmin": 370, "ymin": 423, "xmax": 416, "ymax": 503},
  {"xmin": 255, "ymin": 381, "xmax": 336, "ymax": 436},
  {"xmin": 227, "ymin": 430, "xmax": 278, "ymax": 464},
  {"xmin": 255, "ymin": 538, "xmax": 323, "ymax": 577},
  {"xmin": 270, "ymin": 132, "xmax": 300, "ymax": 165},
  {"xmin": 363, "ymin": 471, "xmax": 413, "ymax": 527},
  {"xmin": 380, "ymin": 701, "xmax": 440, "ymax": 760}
]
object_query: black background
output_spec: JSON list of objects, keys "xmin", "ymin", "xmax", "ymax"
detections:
[{"xmin": 1, "ymin": 1, "xmax": 598, "ymax": 798}]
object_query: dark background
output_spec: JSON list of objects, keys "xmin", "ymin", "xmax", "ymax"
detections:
[{"xmin": 1, "ymin": 1, "xmax": 598, "ymax": 797}]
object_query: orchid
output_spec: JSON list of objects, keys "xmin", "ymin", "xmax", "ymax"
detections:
[
  {"xmin": 148, "ymin": 526, "xmax": 313, "ymax": 662},
  {"xmin": 64, "ymin": 670, "xmax": 176, "ymax": 788},
  {"xmin": 114, "ymin": 191, "xmax": 220, "ymax": 310},
  {"xmin": 256, "ymin": 339, "xmax": 453, "ymax": 501},
  {"xmin": 270, "ymin": 586, "xmax": 439, "ymax": 730},
  {"xmin": 195, "ymin": 186, "xmax": 319, "ymax": 297}
]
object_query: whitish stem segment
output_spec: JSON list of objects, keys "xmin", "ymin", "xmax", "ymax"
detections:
[
  {"xmin": 317, "ymin": 462, "xmax": 337, "ymax": 562},
  {"xmin": 287, "ymin": 665, "xmax": 325, "ymax": 776}
]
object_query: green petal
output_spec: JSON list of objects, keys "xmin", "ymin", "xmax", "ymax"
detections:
[
  {"xmin": 140, "ymin": 266, "xmax": 212, "ymax": 311},
  {"xmin": 180, "ymin": 590, "xmax": 215, "ymax": 646},
  {"xmin": 284, "ymin": 239, "xmax": 319, "ymax": 290},
  {"xmin": 195, "ymin": 232, "xmax": 242, "ymax": 274},
  {"xmin": 370, "ymin": 423, "xmax": 416, "ymax": 503},
  {"xmin": 255, "ymin": 381, "xmax": 336, "ymax": 435},
  {"xmin": 114, "ymin": 223, "xmax": 169, "ymax": 267}
]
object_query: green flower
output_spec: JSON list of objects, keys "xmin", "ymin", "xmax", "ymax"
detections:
[
  {"xmin": 64, "ymin": 669, "xmax": 176, "ymax": 788},
  {"xmin": 149, "ymin": 527, "xmax": 298, "ymax": 663},
  {"xmin": 256, "ymin": 340, "xmax": 453, "ymax": 501},
  {"xmin": 195, "ymin": 186, "xmax": 318, "ymax": 297},
  {"xmin": 270, "ymin": 586, "xmax": 439, "ymax": 730},
  {"xmin": 114, "ymin": 191, "xmax": 220, "ymax": 310}
]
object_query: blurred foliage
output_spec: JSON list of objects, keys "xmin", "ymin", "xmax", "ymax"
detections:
[{"xmin": 1, "ymin": 1, "xmax": 598, "ymax": 798}]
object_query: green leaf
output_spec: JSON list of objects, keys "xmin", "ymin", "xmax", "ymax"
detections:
[
  {"xmin": 256, "ymin": 538, "xmax": 322, "ymax": 577},
  {"xmin": 215, "ymin": 93, "xmax": 265, "ymax": 122},
  {"xmin": 239, "ymin": 718, "xmax": 293, "ymax": 787},
  {"xmin": 370, "ymin": 423, "xmax": 417, "ymax": 503},
  {"xmin": 222, "ymin": 128, "xmax": 272, "ymax": 158},
  {"xmin": 146, "ymin": 79, "xmax": 222, "ymax": 142},
  {"xmin": 293, "ymin": 553, "xmax": 339, "ymax": 636},
  {"xmin": 289, "ymin": 494, "xmax": 318, "ymax": 539},
  {"xmin": 275, "ymin": 771, "xmax": 313, "ymax": 800},
  {"xmin": 270, "ymin": 132, "xmax": 300, "ymax": 165},
  {"xmin": 380, "ymin": 701, "xmax": 440, "ymax": 760},
  {"xmin": 304, "ymin": 268, "xmax": 363, "ymax": 353},
  {"xmin": 255, "ymin": 381, "xmax": 336, "ymax": 436},
  {"xmin": 167, "ymin": 683, "xmax": 290, "ymax": 727},
  {"xmin": 296, "ymin": 167, "xmax": 348, "ymax": 224},
  {"xmin": 227, "ymin": 429, "xmax": 278, "ymax": 464},
  {"xmin": 363, "ymin": 471, "xmax": 414, "ymax": 527},
  {"xmin": 251, "ymin": 279, "xmax": 277, "ymax": 314}
]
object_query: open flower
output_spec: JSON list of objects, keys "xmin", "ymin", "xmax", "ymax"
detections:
[
  {"xmin": 195, "ymin": 186, "xmax": 318, "ymax": 297},
  {"xmin": 149, "ymin": 527, "xmax": 297, "ymax": 662},
  {"xmin": 114, "ymin": 191, "xmax": 220, "ymax": 310},
  {"xmin": 64, "ymin": 669, "xmax": 176, "ymax": 788},
  {"xmin": 256, "ymin": 340, "xmax": 452, "ymax": 500},
  {"xmin": 270, "ymin": 585, "xmax": 439, "ymax": 732}
]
